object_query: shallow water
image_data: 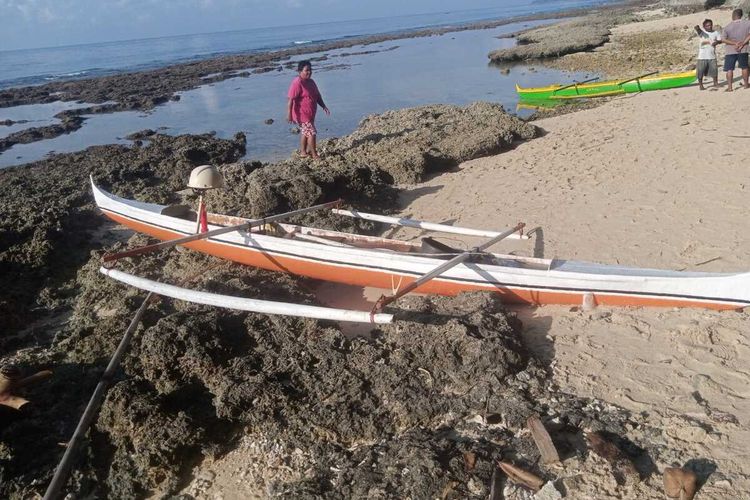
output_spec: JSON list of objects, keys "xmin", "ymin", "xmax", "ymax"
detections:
[
  {"xmin": 0, "ymin": 21, "xmax": 596, "ymax": 168},
  {"xmin": 0, "ymin": 0, "xmax": 615, "ymax": 87}
]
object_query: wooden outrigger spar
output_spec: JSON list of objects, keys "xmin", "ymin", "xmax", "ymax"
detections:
[
  {"xmin": 103, "ymin": 199, "xmax": 343, "ymax": 263},
  {"xmin": 333, "ymin": 208, "xmax": 530, "ymax": 240},
  {"xmin": 372, "ymin": 223, "xmax": 525, "ymax": 313}
]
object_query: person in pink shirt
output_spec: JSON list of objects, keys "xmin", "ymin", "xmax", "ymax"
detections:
[{"xmin": 287, "ymin": 60, "xmax": 330, "ymax": 159}]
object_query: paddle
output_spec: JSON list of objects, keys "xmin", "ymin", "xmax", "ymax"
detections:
[
  {"xmin": 372, "ymin": 222, "xmax": 525, "ymax": 313},
  {"xmin": 102, "ymin": 199, "xmax": 342, "ymax": 263}
]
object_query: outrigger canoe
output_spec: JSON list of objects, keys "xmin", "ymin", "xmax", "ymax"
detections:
[
  {"xmin": 92, "ymin": 180, "xmax": 750, "ymax": 311},
  {"xmin": 516, "ymin": 71, "xmax": 696, "ymax": 101}
]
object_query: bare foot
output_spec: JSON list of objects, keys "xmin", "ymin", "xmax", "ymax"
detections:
[
  {"xmin": 699, "ymin": 86, "xmax": 706, "ymax": 90},
  {"xmin": 311, "ymin": 154, "xmax": 321, "ymax": 160},
  {"xmin": 298, "ymin": 151, "xmax": 309, "ymax": 157},
  {"xmin": 725, "ymin": 87, "xmax": 734, "ymax": 92}
]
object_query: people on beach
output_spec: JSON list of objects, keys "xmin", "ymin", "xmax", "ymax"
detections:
[
  {"xmin": 719, "ymin": 9, "xmax": 750, "ymax": 91},
  {"xmin": 694, "ymin": 19, "xmax": 721, "ymax": 90},
  {"xmin": 287, "ymin": 60, "xmax": 330, "ymax": 159}
]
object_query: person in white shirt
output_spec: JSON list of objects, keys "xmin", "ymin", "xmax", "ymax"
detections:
[{"xmin": 694, "ymin": 19, "xmax": 722, "ymax": 90}]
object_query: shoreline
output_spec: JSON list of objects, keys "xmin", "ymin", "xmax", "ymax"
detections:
[
  {"xmin": 3, "ymin": 4, "xmax": 749, "ymax": 499},
  {"xmin": 0, "ymin": 0, "xmax": 642, "ymax": 158},
  {"xmin": 0, "ymin": 1, "xmax": 633, "ymax": 97}
]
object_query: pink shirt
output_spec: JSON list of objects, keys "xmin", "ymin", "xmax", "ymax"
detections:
[{"xmin": 287, "ymin": 76, "xmax": 320, "ymax": 124}]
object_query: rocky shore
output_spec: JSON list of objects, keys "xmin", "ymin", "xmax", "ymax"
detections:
[
  {"xmin": 2, "ymin": 2, "xmax": 749, "ymax": 499},
  {"xmin": 0, "ymin": 103, "xmax": 556, "ymax": 498},
  {"xmin": 0, "ymin": 0, "xmax": 640, "ymax": 154}
]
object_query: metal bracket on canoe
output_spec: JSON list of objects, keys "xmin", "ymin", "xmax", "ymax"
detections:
[
  {"xmin": 370, "ymin": 222, "xmax": 525, "ymax": 320},
  {"xmin": 101, "ymin": 199, "xmax": 343, "ymax": 265}
]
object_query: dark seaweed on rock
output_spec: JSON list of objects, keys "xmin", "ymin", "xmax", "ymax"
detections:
[
  {"xmin": 320, "ymin": 102, "xmax": 537, "ymax": 184},
  {"xmin": 0, "ymin": 132, "xmax": 246, "ymax": 337},
  {"xmin": 0, "ymin": 102, "xmax": 655, "ymax": 498},
  {"xmin": 488, "ymin": 17, "xmax": 612, "ymax": 63},
  {"xmin": 0, "ymin": 116, "xmax": 86, "ymax": 154}
]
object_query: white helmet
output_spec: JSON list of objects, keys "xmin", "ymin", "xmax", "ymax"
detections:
[{"xmin": 188, "ymin": 165, "xmax": 224, "ymax": 190}]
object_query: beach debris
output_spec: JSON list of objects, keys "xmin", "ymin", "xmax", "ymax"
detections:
[
  {"xmin": 0, "ymin": 365, "xmax": 53, "ymax": 410},
  {"xmin": 585, "ymin": 431, "xmax": 639, "ymax": 484},
  {"xmin": 264, "ymin": 118, "xmax": 274, "ymax": 125},
  {"xmin": 440, "ymin": 480, "xmax": 460, "ymax": 499},
  {"xmin": 503, "ymin": 483, "xmax": 536, "ymax": 499},
  {"xmin": 535, "ymin": 481, "xmax": 563, "ymax": 500},
  {"xmin": 663, "ymin": 467, "xmax": 697, "ymax": 500},
  {"xmin": 498, "ymin": 461, "xmax": 545, "ymax": 492},
  {"xmin": 463, "ymin": 451, "xmax": 476, "ymax": 471},
  {"xmin": 527, "ymin": 415, "xmax": 560, "ymax": 464}
]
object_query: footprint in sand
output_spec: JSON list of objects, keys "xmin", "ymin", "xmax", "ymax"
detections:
[{"xmin": 692, "ymin": 373, "xmax": 745, "ymax": 401}]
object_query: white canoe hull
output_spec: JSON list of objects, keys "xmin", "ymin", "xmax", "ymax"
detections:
[{"xmin": 92, "ymin": 180, "xmax": 750, "ymax": 310}]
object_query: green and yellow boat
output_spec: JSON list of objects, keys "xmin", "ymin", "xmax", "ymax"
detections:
[{"xmin": 516, "ymin": 71, "xmax": 696, "ymax": 101}]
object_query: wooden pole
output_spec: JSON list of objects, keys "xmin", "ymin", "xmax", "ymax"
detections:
[
  {"xmin": 332, "ymin": 208, "xmax": 530, "ymax": 240},
  {"xmin": 194, "ymin": 194, "xmax": 204, "ymax": 234},
  {"xmin": 102, "ymin": 199, "xmax": 342, "ymax": 263},
  {"xmin": 373, "ymin": 222, "xmax": 524, "ymax": 312},
  {"xmin": 43, "ymin": 292, "xmax": 154, "ymax": 500}
]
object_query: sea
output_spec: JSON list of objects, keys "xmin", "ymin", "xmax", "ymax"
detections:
[{"xmin": 0, "ymin": 0, "xmax": 614, "ymax": 168}]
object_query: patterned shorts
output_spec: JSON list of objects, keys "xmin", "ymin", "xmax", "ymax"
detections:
[{"xmin": 300, "ymin": 122, "xmax": 317, "ymax": 138}]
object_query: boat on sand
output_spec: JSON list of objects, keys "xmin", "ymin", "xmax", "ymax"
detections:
[
  {"xmin": 516, "ymin": 71, "xmax": 696, "ymax": 101},
  {"xmin": 92, "ymin": 179, "xmax": 750, "ymax": 312}
]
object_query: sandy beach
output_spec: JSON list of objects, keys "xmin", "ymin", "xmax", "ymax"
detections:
[
  {"xmin": 2, "ymin": 4, "xmax": 750, "ymax": 499},
  {"xmin": 397, "ymin": 7, "xmax": 750, "ymax": 498}
]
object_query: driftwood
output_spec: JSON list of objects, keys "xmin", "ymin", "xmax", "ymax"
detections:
[
  {"xmin": 585, "ymin": 431, "xmax": 639, "ymax": 484},
  {"xmin": 527, "ymin": 415, "xmax": 560, "ymax": 464},
  {"xmin": 498, "ymin": 461, "xmax": 544, "ymax": 492},
  {"xmin": 664, "ymin": 467, "xmax": 698, "ymax": 500},
  {"xmin": 0, "ymin": 365, "xmax": 53, "ymax": 410}
]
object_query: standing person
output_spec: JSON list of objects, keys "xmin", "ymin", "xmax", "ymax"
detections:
[
  {"xmin": 719, "ymin": 9, "xmax": 750, "ymax": 91},
  {"xmin": 287, "ymin": 60, "xmax": 330, "ymax": 159},
  {"xmin": 694, "ymin": 19, "xmax": 721, "ymax": 90}
]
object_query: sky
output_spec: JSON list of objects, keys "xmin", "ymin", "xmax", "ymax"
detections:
[{"xmin": 0, "ymin": 0, "xmax": 509, "ymax": 51}]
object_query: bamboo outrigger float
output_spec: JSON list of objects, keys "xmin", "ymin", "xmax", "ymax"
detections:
[{"xmin": 92, "ymin": 178, "xmax": 750, "ymax": 312}]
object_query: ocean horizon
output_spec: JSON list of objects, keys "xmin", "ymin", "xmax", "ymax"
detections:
[{"xmin": 0, "ymin": 0, "xmax": 615, "ymax": 90}]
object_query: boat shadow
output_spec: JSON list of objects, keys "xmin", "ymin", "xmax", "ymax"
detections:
[{"xmin": 397, "ymin": 185, "xmax": 444, "ymax": 206}]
